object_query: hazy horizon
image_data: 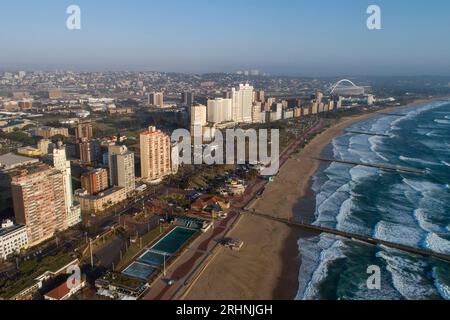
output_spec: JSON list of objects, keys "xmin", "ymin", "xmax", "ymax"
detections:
[{"xmin": 1, "ymin": 0, "xmax": 450, "ymax": 76}]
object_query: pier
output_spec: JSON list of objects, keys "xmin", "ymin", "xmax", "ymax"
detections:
[
  {"xmin": 245, "ymin": 210, "xmax": 450, "ymax": 263},
  {"xmin": 377, "ymin": 112, "xmax": 408, "ymax": 117},
  {"xmin": 345, "ymin": 130, "xmax": 390, "ymax": 137},
  {"xmin": 314, "ymin": 157, "xmax": 426, "ymax": 175}
]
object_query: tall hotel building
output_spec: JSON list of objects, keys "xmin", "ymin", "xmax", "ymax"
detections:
[
  {"xmin": 11, "ymin": 164, "xmax": 68, "ymax": 247},
  {"xmin": 108, "ymin": 145, "xmax": 136, "ymax": 195},
  {"xmin": 230, "ymin": 83, "xmax": 254, "ymax": 123},
  {"xmin": 207, "ymin": 98, "xmax": 233, "ymax": 124},
  {"xmin": 140, "ymin": 126, "xmax": 172, "ymax": 183}
]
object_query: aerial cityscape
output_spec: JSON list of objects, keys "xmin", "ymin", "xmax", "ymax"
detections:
[{"xmin": 1, "ymin": 0, "xmax": 450, "ymax": 306}]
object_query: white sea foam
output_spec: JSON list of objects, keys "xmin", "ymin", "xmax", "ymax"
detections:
[
  {"xmin": 296, "ymin": 234, "xmax": 343, "ymax": 300},
  {"xmin": 368, "ymin": 136, "xmax": 389, "ymax": 161},
  {"xmin": 432, "ymin": 268, "xmax": 450, "ymax": 300},
  {"xmin": 377, "ymin": 249, "xmax": 439, "ymax": 300},
  {"xmin": 302, "ymin": 237, "xmax": 348, "ymax": 300},
  {"xmin": 414, "ymin": 209, "xmax": 444, "ymax": 234},
  {"xmin": 374, "ymin": 221, "xmax": 423, "ymax": 247},
  {"xmin": 434, "ymin": 119, "xmax": 450, "ymax": 125},
  {"xmin": 399, "ymin": 156, "xmax": 441, "ymax": 167},
  {"xmin": 425, "ymin": 233, "xmax": 450, "ymax": 255}
]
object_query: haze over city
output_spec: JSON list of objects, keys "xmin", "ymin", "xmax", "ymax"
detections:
[
  {"xmin": 1, "ymin": 0, "xmax": 450, "ymax": 76},
  {"xmin": 1, "ymin": 0, "xmax": 450, "ymax": 308}
]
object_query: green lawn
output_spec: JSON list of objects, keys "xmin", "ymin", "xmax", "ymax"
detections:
[{"xmin": 0, "ymin": 251, "xmax": 76, "ymax": 299}]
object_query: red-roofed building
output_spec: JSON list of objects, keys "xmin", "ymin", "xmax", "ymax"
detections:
[{"xmin": 43, "ymin": 278, "xmax": 86, "ymax": 300}]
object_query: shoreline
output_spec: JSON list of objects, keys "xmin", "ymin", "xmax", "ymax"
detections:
[{"xmin": 183, "ymin": 97, "xmax": 447, "ymax": 300}]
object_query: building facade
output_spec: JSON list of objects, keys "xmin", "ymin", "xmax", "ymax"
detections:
[
  {"xmin": 52, "ymin": 142, "xmax": 81, "ymax": 227},
  {"xmin": 0, "ymin": 220, "xmax": 28, "ymax": 260},
  {"xmin": 108, "ymin": 145, "xmax": 135, "ymax": 195},
  {"xmin": 140, "ymin": 126, "xmax": 172, "ymax": 183},
  {"xmin": 11, "ymin": 164, "xmax": 68, "ymax": 247},
  {"xmin": 81, "ymin": 168, "xmax": 109, "ymax": 195}
]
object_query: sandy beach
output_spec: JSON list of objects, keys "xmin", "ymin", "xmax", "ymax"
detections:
[{"xmin": 184, "ymin": 99, "xmax": 441, "ymax": 300}]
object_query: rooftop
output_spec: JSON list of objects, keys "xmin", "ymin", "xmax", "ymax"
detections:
[
  {"xmin": 0, "ymin": 153, "xmax": 39, "ymax": 171},
  {"xmin": 0, "ymin": 224, "xmax": 26, "ymax": 238}
]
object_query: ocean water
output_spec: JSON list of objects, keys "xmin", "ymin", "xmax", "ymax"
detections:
[{"xmin": 296, "ymin": 101, "xmax": 450, "ymax": 300}]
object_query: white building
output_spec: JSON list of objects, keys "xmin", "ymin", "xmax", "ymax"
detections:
[
  {"xmin": 231, "ymin": 84, "xmax": 254, "ymax": 123},
  {"xmin": 207, "ymin": 98, "xmax": 232, "ymax": 124},
  {"xmin": 52, "ymin": 142, "xmax": 81, "ymax": 227},
  {"xmin": 0, "ymin": 220, "xmax": 28, "ymax": 260},
  {"xmin": 190, "ymin": 104, "xmax": 207, "ymax": 130}
]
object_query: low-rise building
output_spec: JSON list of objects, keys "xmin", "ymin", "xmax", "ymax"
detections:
[
  {"xmin": 75, "ymin": 187, "xmax": 127, "ymax": 214},
  {"xmin": 0, "ymin": 220, "xmax": 28, "ymax": 260},
  {"xmin": 43, "ymin": 277, "xmax": 86, "ymax": 300}
]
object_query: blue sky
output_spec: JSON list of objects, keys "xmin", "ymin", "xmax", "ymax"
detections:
[{"xmin": 1, "ymin": 0, "xmax": 449, "ymax": 76}]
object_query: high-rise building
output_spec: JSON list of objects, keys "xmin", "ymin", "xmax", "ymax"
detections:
[
  {"xmin": 140, "ymin": 126, "xmax": 172, "ymax": 183},
  {"xmin": 252, "ymin": 103, "xmax": 262, "ymax": 123},
  {"xmin": 75, "ymin": 121, "xmax": 93, "ymax": 141},
  {"xmin": 108, "ymin": 145, "xmax": 135, "ymax": 195},
  {"xmin": 230, "ymin": 84, "xmax": 254, "ymax": 123},
  {"xmin": 52, "ymin": 142, "xmax": 81, "ymax": 227},
  {"xmin": 78, "ymin": 139, "xmax": 101, "ymax": 164},
  {"xmin": 149, "ymin": 92, "xmax": 164, "ymax": 107},
  {"xmin": 207, "ymin": 98, "xmax": 232, "ymax": 124},
  {"xmin": 190, "ymin": 104, "xmax": 207, "ymax": 131},
  {"xmin": 256, "ymin": 90, "xmax": 265, "ymax": 103},
  {"xmin": 11, "ymin": 164, "xmax": 68, "ymax": 246},
  {"xmin": 81, "ymin": 168, "xmax": 109, "ymax": 195},
  {"xmin": 181, "ymin": 92, "xmax": 194, "ymax": 107}
]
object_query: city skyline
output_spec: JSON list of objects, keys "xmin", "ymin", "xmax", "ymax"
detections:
[{"xmin": 1, "ymin": 0, "xmax": 450, "ymax": 76}]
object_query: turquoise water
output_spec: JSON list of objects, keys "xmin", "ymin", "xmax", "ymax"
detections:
[
  {"xmin": 122, "ymin": 226, "xmax": 197, "ymax": 280},
  {"xmin": 123, "ymin": 262, "xmax": 156, "ymax": 281},
  {"xmin": 152, "ymin": 227, "xmax": 197, "ymax": 255},
  {"xmin": 297, "ymin": 101, "xmax": 450, "ymax": 300}
]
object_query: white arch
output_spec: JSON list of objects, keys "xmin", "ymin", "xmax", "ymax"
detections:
[{"xmin": 329, "ymin": 79, "xmax": 359, "ymax": 94}]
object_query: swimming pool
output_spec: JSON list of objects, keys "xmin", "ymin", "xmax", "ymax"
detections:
[
  {"xmin": 152, "ymin": 227, "xmax": 197, "ymax": 255},
  {"xmin": 122, "ymin": 261, "xmax": 156, "ymax": 281},
  {"xmin": 122, "ymin": 227, "xmax": 198, "ymax": 281}
]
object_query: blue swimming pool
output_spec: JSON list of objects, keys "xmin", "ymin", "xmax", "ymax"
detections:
[
  {"xmin": 122, "ymin": 262, "xmax": 156, "ymax": 281},
  {"xmin": 122, "ymin": 227, "xmax": 198, "ymax": 281},
  {"xmin": 152, "ymin": 227, "xmax": 197, "ymax": 255}
]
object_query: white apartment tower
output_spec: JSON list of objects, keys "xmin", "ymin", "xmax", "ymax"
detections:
[
  {"xmin": 231, "ymin": 84, "xmax": 254, "ymax": 123},
  {"xmin": 207, "ymin": 98, "xmax": 232, "ymax": 124},
  {"xmin": 52, "ymin": 142, "xmax": 81, "ymax": 227},
  {"xmin": 190, "ymin": 104, "xmax": 207, "ymax": 131}
]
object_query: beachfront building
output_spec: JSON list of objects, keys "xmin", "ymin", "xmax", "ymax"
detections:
[
  {"xmin": 207, "ymin": 98, "xmax": 233, "ymax": 124},
  {"xmin": 140, "ymin": 126, "xmax": 172, "ymax": 183},
  {"xmin": 230, "ymin": 84, "xmax": 254, "ymax": 123},
  {"xmin": 11, "ymin": 164, "xmax": 69, "ymax": 247}
]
